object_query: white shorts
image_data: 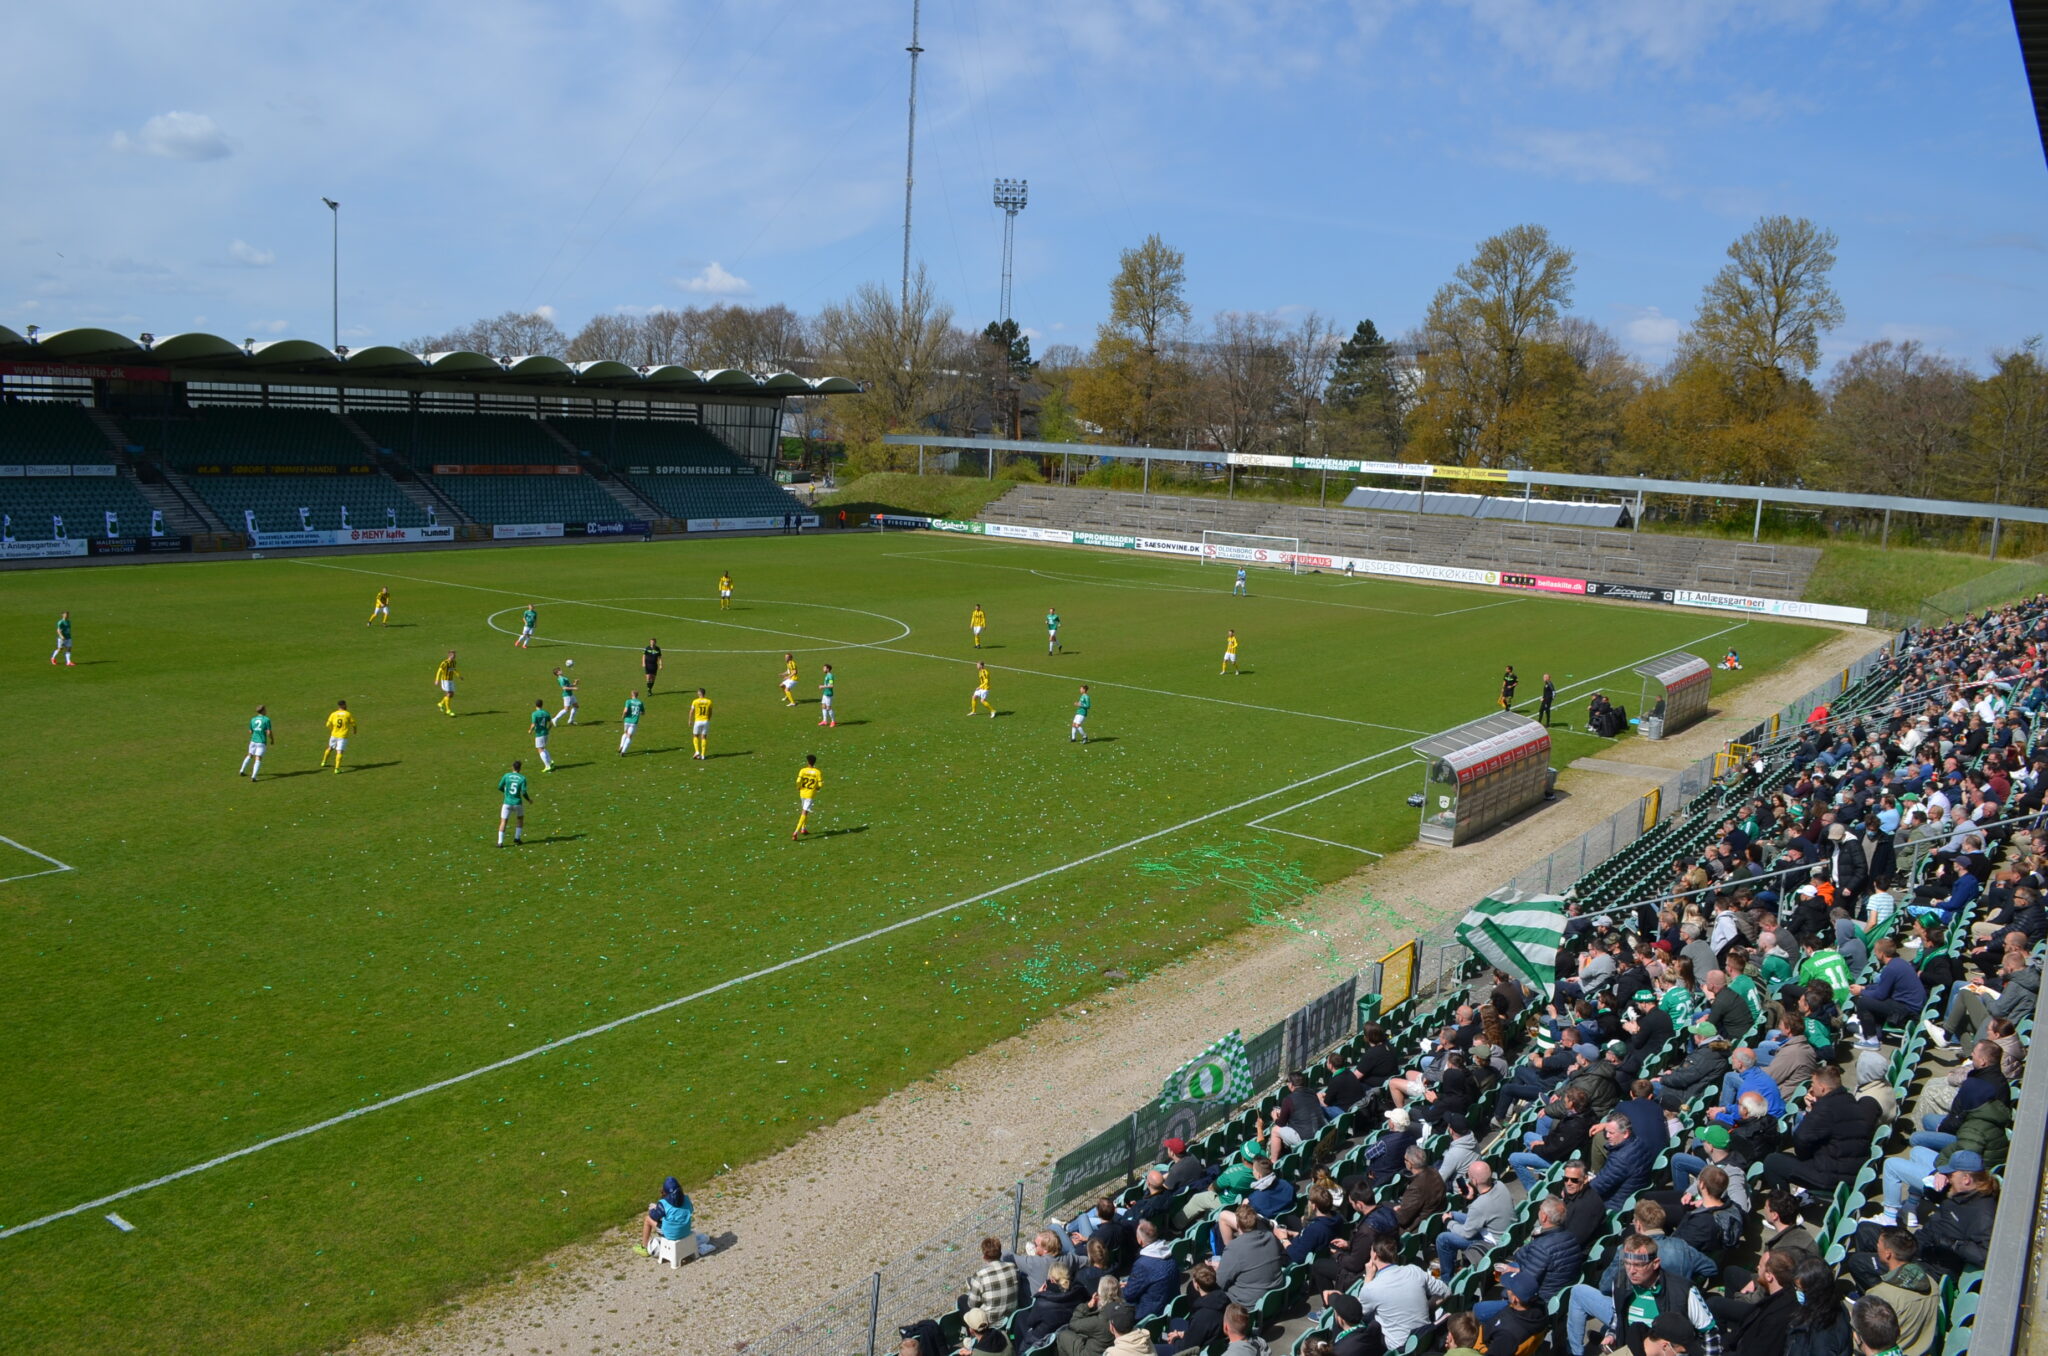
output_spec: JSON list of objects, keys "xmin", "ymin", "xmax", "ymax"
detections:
[
  {"xmin": 972, "ymin": 625, "xmax": 983, "ymax": 636},
  {"xmin": 720, "ymin": 588, "xmax": 732, "ymax": 598},
  {"xmin": 693, "ymin": 720, "xmax": 709, "ymax": 736},
  {"xmin": 328, "ymin": 737, "xmax": 348, "ymax": 752},
  {"xmin": 441, "ymin": 680, "xmax": 456, "ymax": 694},
  {"xmin": 534, "ymin": 736, "xmax": 549, "ymax": 750},
  {"xmin": 1072, "ymin": 712, "xmax": 1086, "ymax": 727},
  {"xmin": 973, "ymin": 687, "xmax": 989, "ymax": 701},
  {"xmin": 56, "ymin": 637, "xmax": 71, "ymax": 650},
  {"xmin": 622, "ymin": 722, "xmax": 639, "ymax": 735},
  {"xmin": 247, "ymin": 741, "xmax": 267, "ymax": 758},
  {"xmin": 820, "ymin": 695, "xmax": 833, "ymax": 710},
  {"xmin": 519, "ymin": 626, "xmax": 534, "ymax": 638},
  {"xmin": 561, "ymin": 694, "xmax": 577, "ymax": 707},
  {"xmin": 500, "ymin": 803, "xmax": 521, "ymax": 820},
  {"xmin": 781, "ymin": 678, "xmax": 796, "ymax": 690},
  {"xmin": 1223, "ymin": 651, "xmax": 1236, "ymax": 662},
  {"xmin": 372, "ymin": 604, "xmax": 387, "ymax": 613},
  {"xmin": 800, "ymin": 796, "xmax": 814, "ymax": 813},
  {"xmin": 1048, "ymin": 630, "xmax": 1058, "ymax": 639}
]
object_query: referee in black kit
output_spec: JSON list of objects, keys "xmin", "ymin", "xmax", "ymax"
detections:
[
  {"xmin": 642, "ymin": 637, "xmax": 663, "ymax": 693},
  {"xmin": 1538, "ymin": 673, "xmax": 1555, "ymax": 726}
]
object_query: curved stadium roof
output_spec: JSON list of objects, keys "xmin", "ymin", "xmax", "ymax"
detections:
[{"xmin": 0, "ymin": 324, "xmax": 860, "ymax": 397}]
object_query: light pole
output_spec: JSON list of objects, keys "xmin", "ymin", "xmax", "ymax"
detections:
[
  {"xmin": 993, "ymin": 178, "xmax": 1027, "ymax": 325},
  {"xmin": 322, "ymin": 197, "xmax": 339, "ymax": 351}
]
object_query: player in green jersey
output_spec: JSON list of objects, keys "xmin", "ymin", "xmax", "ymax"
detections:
[
  {"xmin": 554, "ymin": 665, "xmax": 579, "ymax": 724},
  {"xmin": 1070, "ymin": 684, "xmax": 1091, "ymax": 742},
  {"xmin": 51, "ymin": 611, "xmax": 73, "ymax": 666},
  {"xmin": 238, "ymin": 705, "xmax": 273, "ymax": 781},
  {"xmin": 1045, "ymin": 608, "xmax": 1061, "ymax": 655},
  {"xmin": 515, "ymin": 605, "xmax": 537, "ymax": 649},
  {"xmin": 496, "ymin": 760, "xmax": 532, "ymax": 845},
  {"xmin": 529, "ymin": 700, "xmax": 556, "ymax": 770},
  {"xmin": 817, "ymin": 664, "xmax": 836, "ymax": 728},
  {"xmin": 619, "ymin": 691, "xmax": 645, "ymax": 755}
]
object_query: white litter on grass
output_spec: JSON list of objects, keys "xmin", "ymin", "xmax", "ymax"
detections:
[{"xmin": 106, "ymin": 1213, "xmax": 134, "ymax": 1232}]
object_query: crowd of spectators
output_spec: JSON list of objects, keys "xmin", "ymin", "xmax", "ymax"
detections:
[{"xmin": 926, "ymin": 599, "xmax": 2044, "ymax": 1356}]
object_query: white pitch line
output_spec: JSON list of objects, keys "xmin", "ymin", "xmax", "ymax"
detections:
[
  {"xmin": 1256, "ymin": 828, "xmax": 1383, "ymax": 858},
  {"xmin": 1432, "ymin": 598, "xmax": 1520, "ymax": 617},
  {"xmin": 0, "ymin": 834, "xmax": 74, "ymax": 886},
  {"xmin": 287, "ymin": 558, "xmax": 1431, "ymax": 737},
  {"xmin": 0, "ymin": 744, "xmax": 1409, "ymax": 1242}
]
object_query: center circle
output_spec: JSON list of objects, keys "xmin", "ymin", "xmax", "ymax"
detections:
[{"xmin": 485, "ymin": 597, "xmax": 913, "ymax": 654}]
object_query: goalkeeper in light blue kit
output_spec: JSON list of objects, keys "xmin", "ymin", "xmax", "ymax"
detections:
[{"xmin": 1233, "ymin": 567, "xmax": 1248, "ymax": 596}]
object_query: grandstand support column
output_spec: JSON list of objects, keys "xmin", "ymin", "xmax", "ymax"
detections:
[
  {"xmin": 1319, "ymin": 467, "xmax": 1326, "ymax": 507},
  {"xmin": 1752, "ymin": 496, "xmax": 1763, "ymax": 541},
  {"xmin": 1141, "ymin": 458, "xmax": 1149, "ymax": 496},
  {"xmin": 1881, "ymin": 507, "xmax": 1890, "ymax": 549},
  {"xmin": 1990, "ymin": 515, "xmax": 2002, "ymax": 560}
]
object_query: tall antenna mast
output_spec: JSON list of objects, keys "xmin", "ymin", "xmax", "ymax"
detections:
[
  {"xmin": 901, "ymin": 0, "xmax": 923, "ymax": 327},
  {"xmin": 993, "ymin": 178, "xmax": 1028, "ymax": 325}
]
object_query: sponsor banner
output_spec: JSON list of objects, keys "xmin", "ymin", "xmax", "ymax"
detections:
[
  {"xmin": 1672, "ymin": 589, "xmax": 1868, "ymax": 625},
  {"xmin": 431, "ymin": 464, "xmax": 582, "ymax": 476},
  {"xmin": 0, "ymin": 465, "xmax": 17, "ymax": 477},
  {"xmin": 625, "ymin": 465, "xmax": 736, "ymax": 476},
  {"xmin": 1335, "ymin": 554, "xmax": 1493, "ymax": 586},
  {"xmin": 0, "ymin": 360, "xmax": 173, "ymax": 381},
  {"xmin": 1225, "ymin": 452, "xmax": 1296, "ymax": 469},
  {"xmin": 870, "ymin": 513, "xmax": 933, "ymax": 530},
  {"xmin": 985, "ymin": 522, "xmax": 1074, "ymax": 544},
  {"xmin": 188, "ymin": 463, "xmax": 375, "ymax": 475},
  {"xmin": 1201, "ymin": 541, "xmax": 1287, "ymax": 564},
  {"xmin": 580, "ymin": 520, "xmax": 650, "ymax": 537},
  {"xmin": 1584, "ymin": 580, "xmax": 1675, "ymax": 605},
  {"xmin": 928, "ymin": 518, "xmax": 986, "ymax": 534},
  {"xmin": 248, "ymin": 526, "xmax": 455, "ymax": 549},
  {"xmin": 1290, "ymin": 552, "xmax": 1336, "ymax": 570},
  {"xmin": 72, "ymin": 464, "xmax": 117, "ymax": 477},
  {"xmin": 0, "ymin": 537, "xmax": 89, "ymax": 559},
  {"xmin": 24, "ymin": 464, "xmax": 71, "ymax": 477},
  {"xmin": 1282, "ymin": 976, "xmax": 1359, "ymax": 1071},
  {"xmin": 1434, "ymin": 465, "xmax": 1513, "ymax": 482},
  {"xmin": 492, "ymin": 523, "xmax": 565, "ymax": 540},
  {"xmin": 1135, "ymin": 536, "xmax": 1203, "ymax": 556},
  {"xmin": 683, "ymin": 514, "xmax": 821, "ymax": 533},
  {"xmin": 89, "ymin": 535, "xmax": 190, "ymax": 556},
  {"xmin": 1074, "ymin": 530, "xmax": 1136, "ymax": 549},
  {"xmin": 1491, "ymin": 571, "xmax": 1589, "ymax": 595}
]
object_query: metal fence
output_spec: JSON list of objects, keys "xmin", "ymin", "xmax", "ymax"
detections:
[{"xmin": 750, "ymin": 639, "xmax": 1909, "ymax": 1356}]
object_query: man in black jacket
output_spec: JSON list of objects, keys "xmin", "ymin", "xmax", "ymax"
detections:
[
  {"xmin": 1760, "ymin": 1066, "xmax": 1882, "ymax": 1191},
  {"xmin": 1620, "ymin": 990, "xmax": 1675, "ymax": 1079},
  {"xmin": 1913, "ymin": 1158, "xmax": 1997, "ymax": 1277},
  {"xmin": 1556, "ymin": 1163, "xmax": 1607, "ymax": 1249}
]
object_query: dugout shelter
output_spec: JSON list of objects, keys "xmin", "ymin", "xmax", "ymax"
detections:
[
  {"xmin": 1631, "ymin": 651, "xmax": 1711, "ymax": 741},
  {"xmin": 1409, "ymin": 713, "xmax": 1552, "ymax": 847}
]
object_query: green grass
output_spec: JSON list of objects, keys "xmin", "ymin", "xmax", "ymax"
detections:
[
  {"xmin": 817, "ymin": 471, "xmax": 1015, "ymax": 521},
  {"xmin": 1802, "ymin": 542, "xmax": 2048, "ymax": 621},
  {"xmin": 0, "ymin": 535, "xmax": 1834, "ymax": 1353}
]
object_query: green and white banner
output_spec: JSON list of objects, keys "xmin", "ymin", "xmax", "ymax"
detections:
[
  {"xmin": 1160, "ymin": 1030, "xmax": 1255, "ymax": 1107},
  {"xmin": 1455, "ymin": 891, "xmax": 1567, "ymax": 992}
]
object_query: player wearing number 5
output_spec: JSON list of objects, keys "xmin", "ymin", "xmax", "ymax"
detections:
[
  {"xmin": 321, "ymin": 699, "xmax": 356, "ymax": 773},
  {"xmin": 496, "ymin": 760, "xmax": 532, "ymax": 846}
]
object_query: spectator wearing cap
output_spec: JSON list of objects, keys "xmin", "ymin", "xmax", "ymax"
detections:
[
  {"xmin": 1861, "ymin": 1152, "xmax": 1998, "ymax": 1278},
  {"xmin": 1494, "ymin": 1032, "xmax": 1578, "ymax": 1115},
  {"xmin": 959, "ymin": 1307, "xmax": 1012, "ymax": 1356},
  {"xmin": 1436, "ymin": 1111, "xmax": 1480, "ymax": 1187},
  {"xmin": 1471, "ymin": 1195, "xmax": 1584, "ymax": 1326},
  {"xmin": 1320, "ymin": 1293, "xmax": 1375, "ymax": 1356},
  {"xmin": 1177, "ymin": 1149, "xmax": 1256, "ymax": 1228},
  {"xmin": 1565, "ymin": 1039, "xmax": 1626, "ymax": 1120},
  {"xmin": 1160, "ymin": 1137, "xmax": 1206, "ymax": 1193},
  {"xmin": 1652, "ymin": 1021, "xmax": 1733, "ymax": 1110},
  {"xmin": 1507, "ymin": 1084, "xmax": 1592, "ymax": 1192},
  {"xmin": 1481, "ymin": 1264, "xmax": 1551, "ymax": 1356},
  {"xmin": 1432, "ymin": 1160, "xmax": 1513, "ymax": 1278},
  {"xmin": 1663, "ymin": 1123, "xmax": 1751, "ymax": 1207},
  {"xmin": 1619, "ymin": 988, "xmax": 1675, "ymax": 1079},
  {"xmin": 1564, "ymin": 1232, "xmax": 1720, "ymax": 1356}
]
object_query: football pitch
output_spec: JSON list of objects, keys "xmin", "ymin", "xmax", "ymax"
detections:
[{"xmin": 0, "ymin": 532, "xmax": 1832, "ymax": 1353}]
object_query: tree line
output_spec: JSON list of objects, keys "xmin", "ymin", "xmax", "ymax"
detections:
[{"xmin": 407, "ymin": 215, "xmax": 2048, "ymax": 511}]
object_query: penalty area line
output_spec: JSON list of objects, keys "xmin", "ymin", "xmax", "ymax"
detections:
[
  {"xmin": 0, "ymin": 745, "xmax": 1405, "ymax": 1243},
  {"xmin": 0, "ymin": 834, "xmax": 74, "ymax": 886}
]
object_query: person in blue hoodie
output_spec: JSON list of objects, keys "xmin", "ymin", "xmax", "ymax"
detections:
[
  {"xmin": 636, "ymin": 1176, "xmax": 693, "ymax": 1255},
  {"xmin": 1122, "ymin": 1218, "xmax": 1181, "ymax": 1321}
]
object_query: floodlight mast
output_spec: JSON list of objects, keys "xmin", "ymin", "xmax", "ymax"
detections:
[
  {"xmin": 993, "ymin": 178, "xmax": 1028, "ymax": 324},
  {"xmin": 901, "ymin": 0, "xmax": 923, "ymax": 332}
]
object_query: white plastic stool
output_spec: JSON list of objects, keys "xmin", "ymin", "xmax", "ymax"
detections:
[{"xmin": 651, "ymin": 1233, "xmax": 714, "ymax": 1268}]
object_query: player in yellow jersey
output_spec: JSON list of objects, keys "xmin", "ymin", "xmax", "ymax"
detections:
[
  {"xmin": 689, "ymin": 688, "xmax": 713, "ymax": 759},
  {"xmin": 779, "ymin": 652, "xmax": 799, "ymax": 706},
  {"xmin": 368, "ymin": 587, "xmax": 390, "ymax": 626},
  {"xmin": 321, "ymin": 699, "xmax": 357, "ymax": 772},
  {"xmin": 433, "ymin": 650, "xmax": 460, "ymax": 715},
  {"xmin": 969, "ymin": 664, "xmax": 995, "ymax": 717},
  {"xmin": 718, "ymin": 571, "xmax": 733, "ymax": 610},
  {"xmin": 969, "ymin": 604, "xmax": 987, "ymax": 648},
  {"xmin": 1221, "ymin": 630, "xmax": 1239, "ymax": 676},
  {"xmin": 792, "ymin": 754, "xmax": 823, "ymax": 838}
]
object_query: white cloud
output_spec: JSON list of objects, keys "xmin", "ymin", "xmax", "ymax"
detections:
[
  {"xmin": 112, "ymin": 111, "xmax": 232, "ymax": 161},
  {"xmin": 1621, "ymin": 306, "xmax": 1683, "ymax": 348},
  {"xmin": 675, "ymin": 262, "xmax": 752, "ymax": 297},
  {"xmin": 247, "ymin": 319, "xmax": 290, "ymax": 335},
  {"xmin": 533, "ymin": 303, "xmax": 556, "ymax": 320},
  {"xmin": 228, "ymin": 239, "xmax": 274, "ymax": 268},
  {"xmin": 1496, "ymin": 128, "xmax": 1661, "ymax": 185}
]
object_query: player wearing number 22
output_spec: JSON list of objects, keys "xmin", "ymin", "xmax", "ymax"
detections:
[{"xmin": 792, "ymin": 754, "xmax": 823, "ymax": 838}]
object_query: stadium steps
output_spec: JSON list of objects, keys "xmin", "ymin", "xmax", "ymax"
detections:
[
  {"xmin": 595, "ymin": 474, "xmax": 663, "ymax": 522},
  {"xmin": 70, "ymin": 409, "xmax": 211, "ymax": 536},
  {"xmin": 154, "ymin": 468, "xmax": 229, "ymax": 533},
  {"xmin": 335, "ymin": 415, "xmax": 473, "ymax": 526}
]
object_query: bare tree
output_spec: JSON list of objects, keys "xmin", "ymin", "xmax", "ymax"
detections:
[
  {"xmin": 403, "ymin": 310, "xmax": 569, "ymax": 359},
  {"xmin": 694, "ymin": 304, "xmax": 812, "ymax": 373},
  {"xmin": 1819, "ymin": 339, "xmax": 1972, "ymax": 498},
  {"xmin": 814, "ymin": 264, "xmax": 961, "ymax": 451}
]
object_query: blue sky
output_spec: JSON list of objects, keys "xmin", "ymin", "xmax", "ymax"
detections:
[{"xmin": 5, "ymin": 0, "xmax": 2045, "ymax": 373}]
